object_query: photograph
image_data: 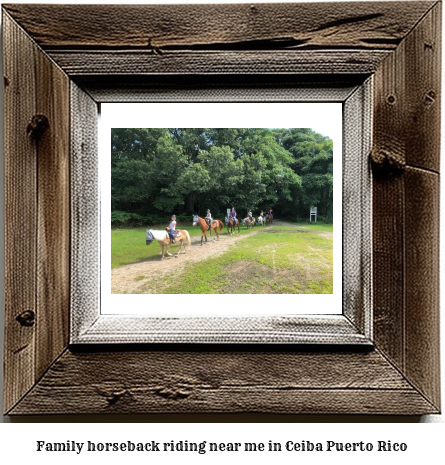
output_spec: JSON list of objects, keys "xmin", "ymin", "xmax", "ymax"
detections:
[{"xmin": 110, "ymin": 127, "xmax": 335, "ymax": 296}]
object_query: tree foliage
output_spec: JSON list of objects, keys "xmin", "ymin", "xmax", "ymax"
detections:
[{"xmin": 111, "ymin": 128, "xmax": 333, "ymax": 224}]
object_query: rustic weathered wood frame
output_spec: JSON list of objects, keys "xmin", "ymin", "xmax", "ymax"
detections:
[
  {"xmin": 71, "ymin": 82, "xmax": 372, "ymax": 346},
  {"xmin": 3, "ymin": 2, "xmax": 441, "ymax": 415}
]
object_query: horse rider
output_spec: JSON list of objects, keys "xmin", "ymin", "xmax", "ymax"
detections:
[
  {"xmin": 248, "ymin": 210, "xmax": 253, "ymax": 223},
  {"xmin": 205, "ymin": 209, "xmax": 213, "ymax": 230},
  {"xmin": 167, "ymin": 214, "xmax": 177, "ymax": 243},
  {"xmin": 260, "ymin": 209, "xmax": 264, "ymax": 218},
  {"xmin": 230, "ymin": 207, "xmax": 237, "ymax": 226}
]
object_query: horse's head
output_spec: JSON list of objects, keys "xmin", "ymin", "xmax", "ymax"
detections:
[
  {"xmin": 192, "ymin": 215, "xmax": 199, "ymax": 226},
  {"xmin": 242, "ymin": 219, "xmax": 246, "ymax": 225},
  {"xmin": 145, "ymin": 229, "xmax": 155, "ymax": 245}
]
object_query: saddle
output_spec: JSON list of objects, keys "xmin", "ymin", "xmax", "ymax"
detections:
[
  {"xmin": 206, "ymin": 219, "xmax": 216, "ymax": 230},
  {"xmin": 165, "ymin": 229, "xmax": 181, "ymax": 244}
]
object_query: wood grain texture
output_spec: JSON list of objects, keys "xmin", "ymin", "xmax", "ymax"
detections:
[
  {"xmin": 372, "ymin": 175, "xmax": 405, "ymax": 370},
  {"xmin": 3, "ymin": 2, "xmax": 435, "ymax": 50},
  {"xmin": 372, "ymin": 9, "xmax": 416, "ymax": 369},
  {"xmin": 70, "ymin": 83, "xmax": 99, "ymax": 340},
  {"xmin": 372, "ymin": 1, "xmax": 441, "ymax": 173},
  {"xmin": 3, "ymin": 12, "xmax": 37, "ymax": 414},
  {"xmin": 342, "ymin": 81, "xmax": 372, "ymax": 337},
  {"xmin": 78, "ymin": 75, "xmax": 365, "ymax": 103},
  {"xmin": 372, "ymin": 3, "xmax": 441, "ymax": 410},
  {"xmin": 47, "ymin": 50, "xmax": 390, "ymax": 76},
  {"xmin": 8, "ymin": 349, "xmax": 437, "ymax": 415},
  {"xmin": 3, "ymin": 2, "xmax": 441, "ymax": 416},
  {"xmin": 372, "ymin": 36, "xmax": 406, "ymax": 370},
  {"xmin": 75, "ymin": 316, "xmax": 370, "ymax": 345},
  {"xmin": 404, "ymin": 2, "xmax": 441, "ymax": 172},
  {"xmin": 404, "ymin": 167, "xmax": 440, "ymax": 409},
  {"xmin": 372, "ymin": 35, "xmax": 406, "ymax": 174},
  {"xmin": 34, "ymin": 44, "xmax": 71, "ymax": 380},
  {"xmin": 3, "ymin": 11, "xmax": 71, "ymax": 413}
]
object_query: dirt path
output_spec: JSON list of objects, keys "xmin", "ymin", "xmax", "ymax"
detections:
[
  {"xmin": 111, "ymin": 220, "xmax": 332, "ymax": 293},
  {"xmin": 271, "ymin": 219, "xmax": 297, "ymax": 227},
  {"xmin": 111, "ymin": 226, "xmax": 264, "ymax": 293}
]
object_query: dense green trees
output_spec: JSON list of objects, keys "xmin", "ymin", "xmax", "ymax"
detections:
[{"xmin": 111, "ymin": 128, "xmax": 333, "ymax": 226}]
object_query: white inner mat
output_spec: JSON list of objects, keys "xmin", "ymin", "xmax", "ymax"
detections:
[{"xmin": 100, "ymin": 102, "xmax": 342, "ymax": 316}]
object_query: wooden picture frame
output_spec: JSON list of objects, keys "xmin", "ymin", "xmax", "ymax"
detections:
[
  {"xmin": 2, "ymin": 2, "xmax": 441, "ymax": 415},
  {"xmin": 72, "ymin": 84, "xmax": 371, "ymax": 346}
]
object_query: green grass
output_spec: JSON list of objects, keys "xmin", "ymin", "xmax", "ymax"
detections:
[
  {"xmin": 111, "ymin": 221, "xmax": 333, "ymax": 294},
  {"xmin": 111, "ymin": 222, "xmax": 252, "ymax": 269},
  {"xmin": 156, "ymin": 225, "xmax": 333, "ymax": 294},
  {"xmin": 289, "ymin": 222, "xmax": 333, "ymax": 232}
]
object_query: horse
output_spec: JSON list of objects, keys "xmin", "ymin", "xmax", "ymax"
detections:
[
  {"xmin": 257, "ymin": 215, "xmax": 266, "ymax": 226},
  {"xmin": 226, "ymin": 217, "xmax": 240, "ymax": 235},
  {"xmin": 242, "ymin": 217, "xmax": 255, "ymax": 229},
  {"xmin": 209, "ymin": 219, "xmax": 225, "ymax": 237},
  {"xmin": 215, "ymin": 219, "xmax": 225, "ymax": 232},
  {"xmin": 145, "ymin": 228, "xmax": 191, "ymax": 260},
  {"xmin": 193, "ymin": 215, "xmax": 223, "ymax": 245},
  {"xmin": 266, "ymin": 213, "xmax": 273, "ymax": 224}
]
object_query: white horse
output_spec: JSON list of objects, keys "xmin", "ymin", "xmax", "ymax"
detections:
[
  {"xmin": 257, "ymin": 216, "xmax": 266, "ymax": 226},
  {"xmin": 145, "ymin": 229, "xmax": 191, "ymax": 260}
]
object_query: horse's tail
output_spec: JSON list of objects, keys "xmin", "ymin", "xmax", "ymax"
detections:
[
  {"xmin": 218, "ymin": 220, "xmax": 223, "ymax": 232},
  {"xmin": 184, "ymin": 230, "xmax": 192, "ymax": 247}
]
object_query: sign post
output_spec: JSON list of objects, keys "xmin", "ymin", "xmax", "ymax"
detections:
[{"xmin": 310, "ymin": 207, "xmax": 317, "ymax": 222}]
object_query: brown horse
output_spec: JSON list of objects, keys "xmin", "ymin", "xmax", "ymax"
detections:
[
  {"xmin": 209, "ymin": 219, "xmax": 225, "ymax": 237},
  {"xmin": 145, "ymin": 228, "xmax": 191, "ymax": 260},
  {"xmin": 193, "ymin": 215, "xmax": 223, "ymax": 245},
  {"xmin": 266, "ymin": 213, "xmax": 273, "ymax": 224},
  {"xmin": 243, "ymin": 217, "xmax": 255, "ymax": 229},
  {"xmin": 227, "ymin": 217, "xmax": 240, "ymax": 235}
]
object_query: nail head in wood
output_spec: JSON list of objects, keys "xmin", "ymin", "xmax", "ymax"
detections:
[{"xmin": 16, "ymin": 310, "xmax": 35, "ymax": 327}]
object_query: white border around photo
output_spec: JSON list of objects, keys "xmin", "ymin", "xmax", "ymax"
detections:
[{"xmin": 101, "ymin": 103, "xmax": 342, "ymax": 315}]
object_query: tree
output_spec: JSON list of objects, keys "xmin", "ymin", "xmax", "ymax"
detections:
[
  {"xmin": 111, "ymin": 127, "xmax": 333, "ymax": 225},
  {"xmin": 274, "ymin": 128, "xmax": 333, "ymax": 220}
]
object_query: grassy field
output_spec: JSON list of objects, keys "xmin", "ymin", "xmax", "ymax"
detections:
[
  {"xmin": 111, "ymin": 222, "xmax": 253, "ymax": 269},
  {"xmin": 112, "ymin": 222, "xmax": 334, "ymax": 294},
  {"xmin": 161, "ymin": 225, "xmax": 332, "ymax": 294}
]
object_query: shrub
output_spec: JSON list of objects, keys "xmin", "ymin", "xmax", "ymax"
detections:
[
  {"xmin": 111, "ymin": 211, "xmax": 145, "ymax": 228},
  {"xmin": 111, "ymin": 211, "xmax": 195, "ymax": 228}
]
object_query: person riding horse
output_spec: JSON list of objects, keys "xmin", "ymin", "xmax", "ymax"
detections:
[
  {"xmin": 205, "ymin": 209, "xmax": 214, "ymax": 230},
  {"xmin": 248, "ymin": 210, "xmax": 253, "ymax": 223},
  {"xmin": 230, "ymin": 207, "xmax": 237, "ymax": 225},
  {"xmin": 166, "ymin": 214, "xmax": 177, "ymax": 243}
]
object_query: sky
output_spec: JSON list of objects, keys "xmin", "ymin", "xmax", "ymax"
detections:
[{"xmin": 102, "ymin": 102, "xmax": 342, "ymax": 142}]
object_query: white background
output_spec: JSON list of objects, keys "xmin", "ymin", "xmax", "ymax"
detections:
[
  {"xmin": 101, "ymin": 102, "xmax": 342, "ymax": 315},
  {"xmin": 0, "ymin": 0, "xmax": 444, "ymax": 460}
]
